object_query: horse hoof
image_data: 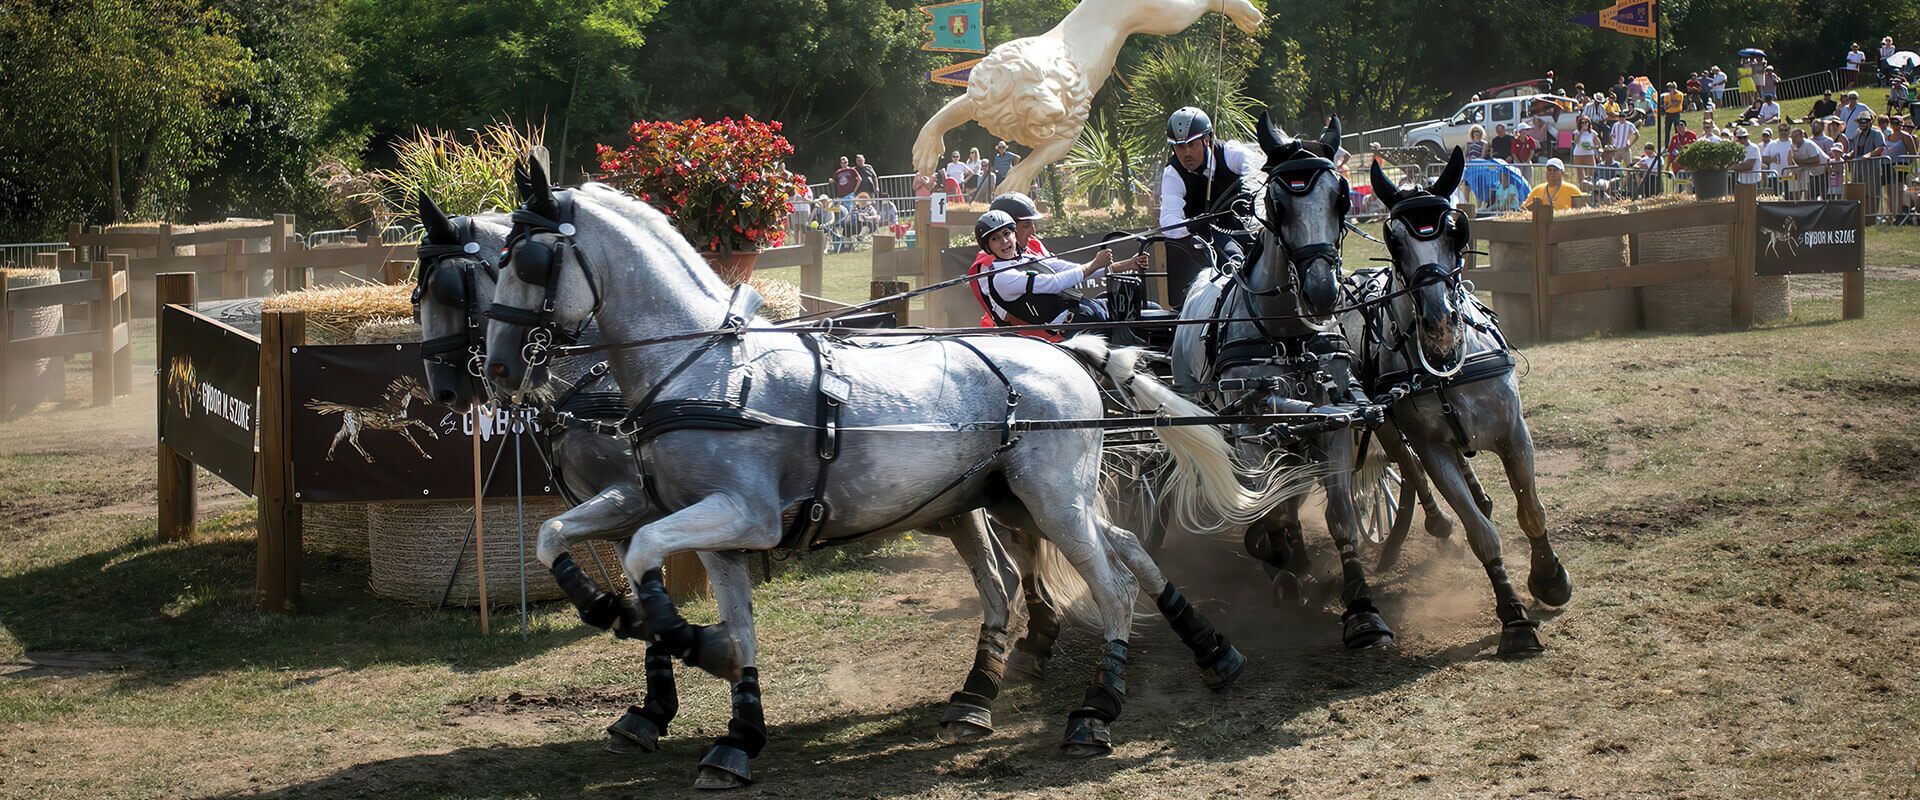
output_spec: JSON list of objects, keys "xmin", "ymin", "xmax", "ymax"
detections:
[
  {"xmin": 1199, "ymin": 644, "xmax": 1247, "ymax": 691},
  {"xmin": 1424, "ymin": 512, "xmax": 1456, "ymax": 539},
  {"xmin": 939, "ymin": 703, "xmax": 994, "ymax": 742},
  {"xmin": 1005, "ymin": 648, "xmax": 1048, "ymax": 684},
  {"xmin": 603, "ymin": 709, "xmax": 662, "ymax": 754},
  {"xmin": 1529, "ymin": 561, "xmax": 1574, "ymax": 608},
  {"xmin": 1498, "ymin": 620, "xmax": 1545, "ymax": 658},
  {"xmin": 694, "ymin": 745, "xmax": 752, "ymax": 790},
  {"xmin": 686, "ymin": 624, "xmax": 744, "ymax": 682},
  {"xmin": 1271, "ymin": 572, "xmax": 1312, "ymax": 608},
  {"xmin": 1342, "ymin": 609, "xmax": 1395, "ymax": 650},
  {"xmin": 1059, "ymin": 716, "xmax": 1112, "ymax": 758}
]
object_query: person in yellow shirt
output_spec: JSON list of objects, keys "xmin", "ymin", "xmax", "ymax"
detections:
[
  {"xmin": 1660, "ymin": 82, "xmax": 1687, "ymax": 165},
  {"xmin": 1524, "ymin": 158, "xmax": 1586, "ymax": 211}
]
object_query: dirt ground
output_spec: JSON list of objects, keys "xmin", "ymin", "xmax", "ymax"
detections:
[{"xmin": 2, "ymin": 266, "xmax": 1919, "ymax": 799}]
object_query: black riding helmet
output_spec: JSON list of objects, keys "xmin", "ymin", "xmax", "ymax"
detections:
[
  {"xmin": 989, "ymin": 191, "xmax": 1043, "ymax": 221},
  {"xmin": 975, "ymin": 209, "xmax": 1016, "ymax": 250}
]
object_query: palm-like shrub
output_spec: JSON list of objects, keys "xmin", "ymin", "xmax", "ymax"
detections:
[{"xmin": 1117, "ymin": 40, "xmax": 1259, "ymax": 158}]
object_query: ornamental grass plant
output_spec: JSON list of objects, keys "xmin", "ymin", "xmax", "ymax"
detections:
[
  {"xmin": 596, "ymin": 116, "xmax": 809, "ymax": 255},
  {"xmin": 363, "ymin": 123, "xmax": 543, "ymax": 225}
]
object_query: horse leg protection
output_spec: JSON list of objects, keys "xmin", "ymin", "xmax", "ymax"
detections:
[
  {"xmin": 943, "ymin": 648, "xmax": 1006, "ymax": 735},
  {"xmin": 697, "ymin": 668, "xmax": 764, "ymax": 787},
  {"xmin": 634, "ymin": 568, "xmax": 696, "ymax": 654},
  {"xmin": 550, "ymin": 552, "xmax": 623, "ymax": 632},
  {"xmin": 1486, "ymin": 558, "xmax": 1543, "ymax": 657},
  {"xmin": 1341, "ymin": 596, "xmax": 1396, "ymax": 650},
  {"xmin": 1062, "ymin": 640, "xmax": 1129, "ymax": 756},
  {"xmin": 1156, "ymin": 584, "xmax": 1246, "ymax": 689},
  {"xmin": 606, "ymin": 645, "xmax": 678, "ymax": 752},
  {"xmin": 1009, "ymin": 589, "xmax": 1059, "ymax": 680}
]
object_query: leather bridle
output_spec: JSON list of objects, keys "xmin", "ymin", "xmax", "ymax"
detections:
[
  {"xmin": 412, "ymin": 216, "xmax": 496, "ymax": 379},
  {"xmin": 485, "ymin": 189, "xmax": 604, "ymax": 368}
]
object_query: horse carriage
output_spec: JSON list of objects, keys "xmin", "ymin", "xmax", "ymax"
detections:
[{"xmin": 406, "ymin": 115, "xmax": 1571, "ymax": 790}]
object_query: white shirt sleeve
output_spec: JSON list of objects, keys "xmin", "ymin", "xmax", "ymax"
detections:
[
  {"xmin": 988, "ymin": 258, "xmax": 1093, "ymax": 303},
  {"xmin": 1159, "ymin": 163, "xmax": 1188, "ymax": 238},
  {"xmin": 1223, "ymin": 141, "xmax": 1266, "ymax": 176}
]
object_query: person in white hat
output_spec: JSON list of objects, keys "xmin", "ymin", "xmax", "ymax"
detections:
[
  {"xmin": 1733, "ymin": 128, "xmax": 1763, "ymax": 185},
  {"xmin": 1524, "ymin": 158, "xmax": 1585, "ymax": 210}
]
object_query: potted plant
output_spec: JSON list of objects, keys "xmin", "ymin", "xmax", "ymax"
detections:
[
  {"xmin": 597, "ymin": 116, "xmax": 809, "ymax": 283},
  {"xmin": 1675, "ymin": 139, "xmax": 1746, "ymax": 201}
]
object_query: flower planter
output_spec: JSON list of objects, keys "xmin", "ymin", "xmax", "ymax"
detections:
[
  {"xmin": 700, "ymin": 249, "xmax": 760, "ymax": 285},
  {"xmin": 1692, "ymin": 170, "xmax": 1732, "ymax": 201}
]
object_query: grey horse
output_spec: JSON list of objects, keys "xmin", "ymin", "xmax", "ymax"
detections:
[
  {"xmin": 481, "ymin": 164, "xmax": 1311, "ymax": 789},
  {"xmin": 1169, "ymin": 112, "xmax": 1412, "ymax": 649},
  {"xmin": 411, "ymin": 193, "xmax": 1086, "ymax": 762},
  {"xmin": 1341, "ymin": 150, "xmax": 1574, "ymax": 656}
]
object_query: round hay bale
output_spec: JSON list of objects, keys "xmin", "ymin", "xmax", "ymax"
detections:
[
  {"xmin": 1547, "ymin": 222, "xmax": 1636, "ymax": 339},
  {"xmin": 367, "ymin": 499, "xmax": 627, "ymax": 608},
  {"xmin": 1753, "ymin": 274, "xmax": 1790, "ymax": 323},
  {"xmin": 1640, "ymin": 225, "xmax": 1734, "ymax": 332},
  {"xmin": 3, "ymin": 268, "xmax": 66, "ymax": 408},
  {"xmin": 306, "ymin": 503, "xmax": 369, "ymax": 558}
]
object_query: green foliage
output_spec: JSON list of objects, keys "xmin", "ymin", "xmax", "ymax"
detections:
[
  {"xmin": 1117, "ymin": 40, "xmax": 1260, "ymax": 156},
  {"xmin": 0, "ymin": 0, "xmax": 255, "ymax": 236},
  {"xmin": 1063, "ymin": 112, "xmax": 1147, "ymax": 211},
  {"xmin": 1675, "ymin": 139, "xmax": 1746, "ymax": 172},
  {"xmin": 363, "ymin": 124, "xmax": 544, "ymax": 227},
  {"xmin": 331, "ymin": 0, "xmax": 663, "ymax": 179}
]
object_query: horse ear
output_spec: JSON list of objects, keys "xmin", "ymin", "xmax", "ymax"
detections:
[
  {"xmin": 514, "ymin": 159, "xmax": 534, "ymax": 201},
  {"xmin": 1370, "ymin": 159, "xmax": 1400, "ymax": 209},
  {"xmin": 1256, "ymin": 110, "xmax": 1297, "ymax": 160},
  {"xmin": 522, "ymin": 156, "xmax": 558, "ymax": 217},
  {"xmin": 1320, "ymin": 115, "xmax": 1343, "ymax": 152},
  {"xmin": 1431, "ymin": 146, "xmax": 1467, "ymax": 200},
  {"xmin": 417, "ymin": 191, "xmax": 458, "ymax": 244}
]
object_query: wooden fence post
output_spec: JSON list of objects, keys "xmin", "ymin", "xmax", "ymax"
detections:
[
  {"xmin": 1528, "ymin": 203, "xmax": 1553, "ymax": 342},
  {"xmin": 257, "ymin": 310, "xmax": 304, "ymax": 612},
  {"xmin": 90, "ymin": 262, "xmax": 115, "ymax": 406},
  {"xmin": 111, "ymin": 253, "xmax": 132, "ymax": 395},
  {"xmin": 0, "ymin": 271, "xmax": 11, "ymax": 416},
  {"xmin": 801, "ymin": 228, "xmax": 825, "ymax": 301},
  {"xmin": 871, "ymin": 280, "xmax": 910, "ymax": 326},
  {"xmin": 1731, "ymin": 182, "xmax": 1757, "ymax": 329},
  {"xmin": 156, "ymin": 273, "xmax": 198, "ymax": 542},
  {"xmin": 663, "ymin": 551, "xmax": 708, "ymax": 600},
  {"xmin": 1842, "ymin": 182, "xmax": 1867, "ymax": 319},
  {"xmin": 382, "ymin": 260, "xmax": 411, "ymax": 285},
  {"xmin": 223, "ymin": 238, "xmax": 247, "ymax": 300}
]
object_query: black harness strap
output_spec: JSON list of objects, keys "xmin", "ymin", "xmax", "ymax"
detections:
[{"xmin": 782, "ymin": 333, "xmax": 846, "ymax": 550}]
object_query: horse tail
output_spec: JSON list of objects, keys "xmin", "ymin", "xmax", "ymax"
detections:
[
  {"xmin": 1027, "ymin": 536, "xmax": 1103, "ymax": 631},
  {"xmin": 1060, "ymin": 335, "xmax": 1321, "ymax": 533}
]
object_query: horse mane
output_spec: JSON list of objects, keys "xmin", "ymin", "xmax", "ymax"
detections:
[{"xmin": 571, "ymin": 182, "xmax": 727, "ymax": 298}]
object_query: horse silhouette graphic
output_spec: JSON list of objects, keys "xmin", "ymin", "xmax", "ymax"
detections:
[
  {"xmin": 167, "ymin": 357, "xmax": 197, "ymax": 418},
  {"xmin": 305, "ymin": 376, "xmax": 440, "ymax": 462},
  {"xmin": 1761, "ymin": 216, "xmax": 1802, "ymax": 259}
]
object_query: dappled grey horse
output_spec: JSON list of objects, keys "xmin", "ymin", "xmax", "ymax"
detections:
[
  {"xmin": 1170, "ymin": 112, "xmax": 1408, "ymax": 649},
  {"xmin": 1340, "ymin": 150, "xmax": 1574, "ymax": 656},
  {"xmin": 411, "ymin": 192, "xmax": 1082, "ymax": 761},
  {"xmin": 481, "ymin": 164, "xmax": 1311, "ymax": 789}
]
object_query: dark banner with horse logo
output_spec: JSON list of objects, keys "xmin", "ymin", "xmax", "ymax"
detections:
[
  {"xmin": 1755, "ymin": 201, "xmax": 1863, "ymax": 276},
  {"xmin": 289, "ymin": 343, "xmax": 555, "ymax": 503},
  {"xmin": 158, "ymin": 305, "xmax": 260, "ymax": 494}
]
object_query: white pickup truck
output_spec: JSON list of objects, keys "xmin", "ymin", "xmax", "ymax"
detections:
[{"xmin": 1404, "ymin": 94, "xmax": 1585, "ymax": 161}]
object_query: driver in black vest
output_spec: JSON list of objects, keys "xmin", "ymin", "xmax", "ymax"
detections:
[{"xmin": 1159, "ymin": 106, "xmax": 1264, "ymax": 311}]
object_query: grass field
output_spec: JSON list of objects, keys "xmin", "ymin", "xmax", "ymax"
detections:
[{"xmin": 2, "ymin": 229, "xmax": 1919, "ymax": 798}]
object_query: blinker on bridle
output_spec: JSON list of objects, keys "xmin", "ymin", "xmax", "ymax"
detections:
[
  {"xmin": 413, "ymin": 216, "xmax": 495, "ymax": 378},
  {"xmin": 485, "ymin": 189, "xmax": 603, "ymax": 368},
  {"xmin": 1382, "ymin": 192, "xmax": 1474, "ymax": 376},
  {"xmin": 1238, "ymin": 155, "xmax": 1347, "ymax": 303}
]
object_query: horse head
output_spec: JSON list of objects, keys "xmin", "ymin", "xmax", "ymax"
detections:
[
  {"xmin": 1256, "ymin": 111, "xmax": 1348, "ymax": 317},
  {"xmin": 412, "ymin": 190, "xmax": 503, "ymax": 413},
  {"xmin": 484, "ymin": 157, "xmax": 604, "ymax": 398},
  {"xmin": 1371, "ymin": 146, "xmax": 1470, "ymax": 362}
]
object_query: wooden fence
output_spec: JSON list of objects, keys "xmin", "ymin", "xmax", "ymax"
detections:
[
  {"xmin": 0, "ymin": 258, "xmax": 132, "ymax": 413},
  {"xmin": 1464, "ymin": 183, "xmax": 1866, "ymax": 343},
  {"xmin": 67, "ymin": 215, "xmax": 412, "ymax": 317}
]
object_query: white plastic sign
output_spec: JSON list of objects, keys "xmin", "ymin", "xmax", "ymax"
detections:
[{"xmin": 930, "ymin": 192, "xmax": 948, "ymax": 223}]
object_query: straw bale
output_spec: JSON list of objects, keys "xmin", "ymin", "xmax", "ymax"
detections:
[
  {"xmin": 306, "ymin": 503, "xmax": 369, "ymax": 558},
  {"xmin": 3, "ymin": 268, "xmax": 66, "ymax": 408},
  {"xmin": 749, "ymin": 276, "xmax": 805, "ymax": 321},
  {"xmin": 354, "ymin": 317, "xmax": 421, "ymax": 344},
  {"xmin": 1487, "ymin": 207, "xmax": 1634, "ymax": 339},
  {"xmin": 367, "ymin": 499, "xmax": 626, "ymax": 608},
  {"xmin": 261, "ymin": 284, "xmax": 413, "ymax": 344}
]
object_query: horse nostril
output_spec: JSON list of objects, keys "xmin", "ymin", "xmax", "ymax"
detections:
[
  {"xmin": 489, "ymin": 362, "xmax": 509, "ymax": 378},
  {"xmin": 434, "ymin": 389, "xmax": 457, "ymax": 404}
]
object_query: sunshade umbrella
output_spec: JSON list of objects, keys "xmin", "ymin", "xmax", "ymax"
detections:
[
  {"xmin": 1887, "ymin": 51, "xmax": 1920, "ymax": 70},
  {"xmin": 1736, "ymin": 47, "xmax": 1767, "ymax": 58}
]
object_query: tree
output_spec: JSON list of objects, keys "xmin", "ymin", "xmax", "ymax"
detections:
[
  {"xmin": 0, "ymin": 0, "xmax": 254, "ymax": 235},
  {"xmin": 330, "ymin": 0, "xmax": 663, "ymax": 180}
]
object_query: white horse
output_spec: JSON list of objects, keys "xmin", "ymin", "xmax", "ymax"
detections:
[
  {"xmin": 912, "ymin": 0, "xmax": 1264, "ymax": 193},
  {"xmin": 481, "ymin": 163, "xmax": 1316, "ymax": 789}
]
